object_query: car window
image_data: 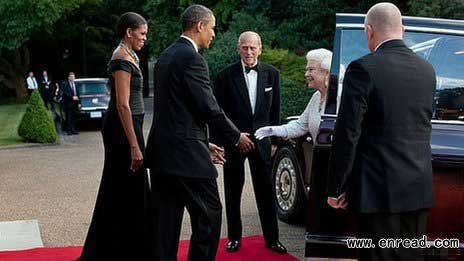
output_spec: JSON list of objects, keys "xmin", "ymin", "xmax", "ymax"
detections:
[
  {"xmin": 336, "ymin": 29, "xmax": 464, "ymax": 121},
  {"xmin": 431, "ymin": 37, "xmax": 464, "ymax": 120},
  {"xmin": 76, "ymin": 81, "xmax": 108, "ymax": 95}
]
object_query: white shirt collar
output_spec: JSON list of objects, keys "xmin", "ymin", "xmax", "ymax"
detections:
[
  {"xmin": 181, "ymin": 35, "xmax": 198, "ymax": 53},
  {"xmin": 374, "ymin": 38, "xmax": 401, "ymax": 52},
  {"xmin": 241, "ymin": 59, "xmax": 258, "ymax": 72}
]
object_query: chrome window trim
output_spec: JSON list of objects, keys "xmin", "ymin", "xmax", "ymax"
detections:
[
  {"xmin": 80, "ymin": 107, "xmax": 108, "ymax": 111},
  {"xmin": 321, "ymin": 116, "xmax": 464, "ymax": 125},
  {"xmin": 336, "ymin": 24, "xmax": 464, "ymax": 35},
  {"xmin": 431, "ymin": 119, "xmax": 464, "ymax": 125},
  {"xmin": 336, "ymin": 13, "xmax": 464, "ymax": 24}
]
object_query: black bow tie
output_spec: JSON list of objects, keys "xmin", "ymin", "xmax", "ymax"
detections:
[{"xmin": 245, "ymin": 65, "xmax": 258, "ymax": 74}]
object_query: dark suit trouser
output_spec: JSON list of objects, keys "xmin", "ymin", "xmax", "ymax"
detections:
[
  {"xmin": 223, "ymin": 149, "xmax": 279, "ymax": 243},
  {"xmin": 154, "ymin": 174, "xmax": 222, "ymax": 261},
  {"xmin": 357, "ymin": 209, "xmax": 429, "ymax": 261},
  {"xmin": 64, "ymin": 102, "xmax": 78, "ymax": 132}
]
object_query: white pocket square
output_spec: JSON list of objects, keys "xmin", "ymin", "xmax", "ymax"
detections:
[{"xmin": 265, "ymin": 87, "xmax": 273, "ymax": 92}]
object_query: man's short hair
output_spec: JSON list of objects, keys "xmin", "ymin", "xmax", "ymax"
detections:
[
  {"xmin": 237, "ymin": 31, "xmax": 262, "ymax": 47},
  {"xmin": 181, "ymin": 4, "xmax": 214, "ymax": 32}
]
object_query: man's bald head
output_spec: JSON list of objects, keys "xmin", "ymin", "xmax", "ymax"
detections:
[{"xmin": 364, "ymin": 2, "xmax": 404, "ymax": 51}]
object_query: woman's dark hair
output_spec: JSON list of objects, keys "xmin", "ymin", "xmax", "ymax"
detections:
[{"xmin": 116, "ymin": 12, "xmax": 147, "ymax": 39}]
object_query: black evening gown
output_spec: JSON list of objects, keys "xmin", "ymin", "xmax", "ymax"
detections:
[{"xmin": 77, "ymin": 59, "xmax": 156, "ymax": 260}]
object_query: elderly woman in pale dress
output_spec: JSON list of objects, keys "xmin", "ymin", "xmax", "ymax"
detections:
[{"xmin": 255, "ymin": 48, "xmax": 332, "ymax": 142}]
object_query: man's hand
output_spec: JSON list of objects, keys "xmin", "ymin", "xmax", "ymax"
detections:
[
  {"xmin": 255, "ymin": 126, "xmax": 287, "ymax": 140},
  {"xmin": 73, "ymin": 96, "xmax": 79, "ymax": 101},
  {"xmin": 271, "ymin": 144, "xmax": 277, "ymax": 157},
  {"xmin": 327, "ymin": 193, "xmax": 348, "ymax": 209},
  {"xmin": 238, "ymin": 133, "xmax": 255, "ymax": 153},
  {"xmin": 209, "ymin": 143, "xmax": 225, "ymax": 165}
]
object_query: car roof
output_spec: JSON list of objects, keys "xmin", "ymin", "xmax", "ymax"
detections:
[
  {"xmin": 336, "ymin": 13, "xmax": 464, "ymax": 35},
  {"xmin": 74, "ymin": 78, "xmax": 108, "ymax": 82}
]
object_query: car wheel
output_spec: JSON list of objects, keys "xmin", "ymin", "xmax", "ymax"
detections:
[{"xmin": 272, "ymin": 146, "xmax": 305, "ymax": 223}]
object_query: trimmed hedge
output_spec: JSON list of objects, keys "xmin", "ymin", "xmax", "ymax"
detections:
[
  {"xmin": 18, "ymin": 90, "xmax": 57, "ymax": 143},
  {"xmin": 280, "ymin": 77, "xmax": 314, "ymax": 120},
  {"xmin": 261, "ymin": 48, "xmax": 307, "ymax": 87}
]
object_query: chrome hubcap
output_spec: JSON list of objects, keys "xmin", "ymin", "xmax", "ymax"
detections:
[{"xmin": 275, "ymin": 156, "xmax": 297, "ymax": 211}]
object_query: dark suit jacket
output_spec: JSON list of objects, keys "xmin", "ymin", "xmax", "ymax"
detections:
[
  {"xmin": 327, "ymin": 39, "xmax": 436, "ymax": 213},
  {"xmin": 145, "ymin": 37, "xmax": 241, "ymax": 179},
  {"xmin": 212, "ymin": 60, "xmax": 280, "ymax": 161},
  {"xmin": 61, "ymin": 80, "xmax": 78, "ymax": 108}
]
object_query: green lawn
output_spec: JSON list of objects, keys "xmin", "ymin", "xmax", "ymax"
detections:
[{"xmin": 0, "ymin": 104, "xmax": 26, "ymax": 146}]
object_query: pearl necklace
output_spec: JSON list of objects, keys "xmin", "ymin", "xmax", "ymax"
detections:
[{"xmin": 119, "ymin": 41, "xmax": 139, "ymax": 66}]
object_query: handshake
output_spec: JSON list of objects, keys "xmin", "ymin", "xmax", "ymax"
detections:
[{"xmin": 209, "ymin": 126, "xmax": 287, "ymax": 165}]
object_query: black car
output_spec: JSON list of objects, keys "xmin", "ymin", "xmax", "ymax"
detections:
[
  {"xmin": 271, "ymin": 14, "xmax": 464, "ymax": 260},
  {"xmin": 54, "ymin": 78, "xmax": 110, "ymax": 125}
]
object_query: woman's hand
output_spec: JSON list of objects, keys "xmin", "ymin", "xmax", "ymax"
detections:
[
  {"xmin": 255, "ymin": 126, "xmax": 287, "ymax": 140},
  {"xmin": 130, "ymin": 145, "xmax": 143, "ymax": 172}
]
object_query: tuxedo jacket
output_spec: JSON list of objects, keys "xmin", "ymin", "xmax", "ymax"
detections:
[
  {"xmin": 145, "ymin": 37, "xmax": 240, "ymax": 179},
  {"xmin": 212, "ymin": 61, "xmax": 280, "ymax": 161},
  {"xmin": 327, "ymin": 40, "xmax": 436, "ymax": 213}
]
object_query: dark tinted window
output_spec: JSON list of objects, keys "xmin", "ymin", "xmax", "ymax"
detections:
[
  {"xmin": 75, "ymin": 81, "xmax": 108, "ymax": 95},
  {"xmin": 337, "ymin": 29, "xmax": 464, "ymax": 121}
]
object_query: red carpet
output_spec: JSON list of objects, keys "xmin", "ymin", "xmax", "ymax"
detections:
[{"xmin": 0, "ymin": 235, "xmax": 298, "ymax": 260}]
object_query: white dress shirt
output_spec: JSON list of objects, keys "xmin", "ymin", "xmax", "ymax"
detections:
[
  {"xmin": 26, "ymin": 76, "xmax": 38, "ymax": 90},
  {"xmin": 282, "ymin": 91, "xmax": 326, "ymax": 143},
  {"xmin": 181, "ymin": 35, "xmax": 198, "ymax": 53},
  {"xmin": 241, "ymin": 60, "xmax": 258, "ymax": 114}
]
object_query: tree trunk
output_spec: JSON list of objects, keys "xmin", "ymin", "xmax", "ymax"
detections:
[{"xmin": 0, "ymin": 46, "xmax": 29, "ymax": 100}]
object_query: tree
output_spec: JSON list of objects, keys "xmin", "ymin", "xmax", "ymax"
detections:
[
  {"xmin": 407, "ymin": 0, "xmax": 464, "ymax": 19},
  {"xmin": 18, "ymin": 90, "xmax": 57, "ymax": 143},
  {"xmin": 0, "ymin": 0, "xmax": 84, "ymax": 99}
]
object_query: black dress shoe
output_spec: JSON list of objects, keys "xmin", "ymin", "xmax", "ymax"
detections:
[
  {"xmin": 265, "ymin": 241, "xmax": 287, "ymax": 253},
  {"xmin": 225, "ymin": 240, "xmax": 241, "ymax": 252}
]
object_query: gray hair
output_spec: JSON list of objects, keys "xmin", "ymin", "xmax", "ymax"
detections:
[
  {"xmin": 237, "ymin": 31, "xmax": 262, "ymax": 47},
  {"xmin": 181, "ymin": 4, "xmax": 214, "ymax": 31},
  {"xmin": 306, "ymin": 48, "xmax": 332, "ymax": 71}
]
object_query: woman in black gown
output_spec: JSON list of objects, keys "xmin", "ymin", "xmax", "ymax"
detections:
[{"xmin": 77, "ymin": 12, "xmax": 155, "ymax": 260}]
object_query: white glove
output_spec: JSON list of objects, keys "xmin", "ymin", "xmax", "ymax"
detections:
[{"xmin": 255, "ymin": 126, "xmax": 287, "ymax": 140}]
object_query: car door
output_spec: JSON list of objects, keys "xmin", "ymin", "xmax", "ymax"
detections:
[{"xmin": 305, "ymin": 16, "xmax": 464, "ymax": 259}]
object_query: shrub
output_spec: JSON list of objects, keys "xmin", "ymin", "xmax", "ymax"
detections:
[
  {"xmin": 260, "ymin": 48, "xmax": 307, "ymax": 86},
  {"xmin": 18, "ymin": 90, "xmax": 57, "ymax": 143},
  {"xmin": 280, "ymin": 77, "xmax": 314, "ymax": 121},
  {"xmin": 205, "ymin": 30, "xmax": 240, "ymax": 80}
]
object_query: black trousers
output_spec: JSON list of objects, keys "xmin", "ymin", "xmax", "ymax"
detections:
[
  {"xmin": 154, "ymin": 174, "xmax": 222, "ymax": 261},
  {"xmin": 223, "ymin": 149, "xmax": 279, "ymax": 243},
  {"xmin": 357, "ymin": 209, "xmax": 429, "ymax": 261},
  {"xmin": 64, "ymin": 102, "xmax": 78, "ymax": 132}
]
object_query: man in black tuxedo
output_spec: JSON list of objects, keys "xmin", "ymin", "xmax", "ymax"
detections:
[
  {"xmin": 327, "ymin": 3, "xmax": 435, "ymax": 261},
  {"xmin": 61, "ymin": 72, "xmax": 79, "ymax": 135},
  {"xmin": 145, "ymin": 4, "xmax": 254, "ymax": 261},
  {"xmin": 212, "ymin": 31, "xmax": 286, "ymax": 253}
]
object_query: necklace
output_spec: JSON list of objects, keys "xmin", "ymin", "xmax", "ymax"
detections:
[{"xmin": 119, "ymin": 41, "xmax": 139, "ymax": 66}]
